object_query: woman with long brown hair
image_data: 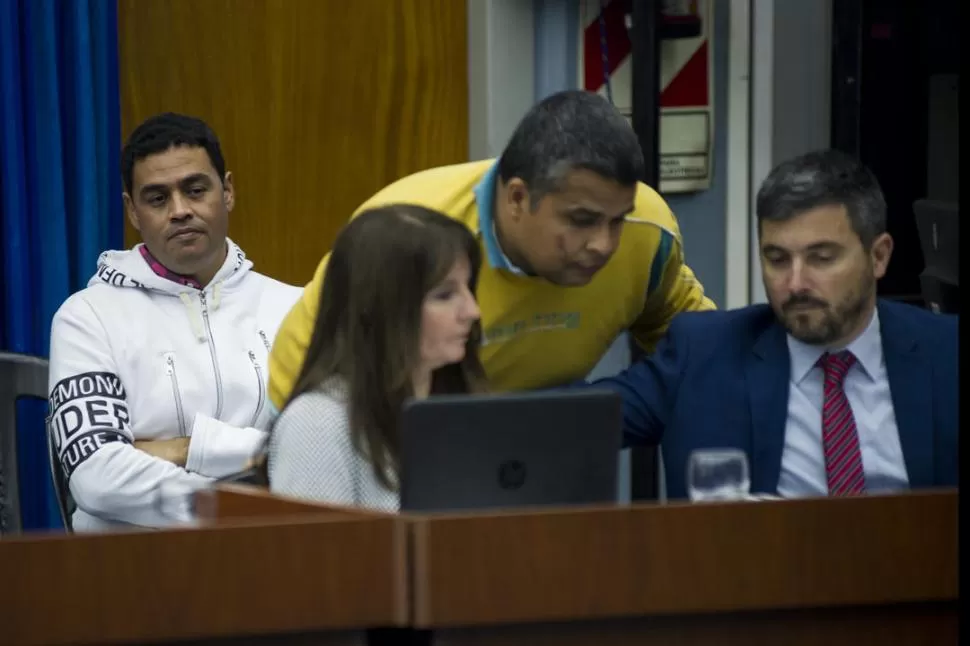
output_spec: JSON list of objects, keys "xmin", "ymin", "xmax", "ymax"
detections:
[{"xmin": 268, "ymin": 204, "xmax": 487, "ymax": 510}]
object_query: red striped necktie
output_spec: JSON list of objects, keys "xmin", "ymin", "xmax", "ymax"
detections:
[{"xmin": 819, "ymin": 351, "xmax": 866, "ymax": 495}]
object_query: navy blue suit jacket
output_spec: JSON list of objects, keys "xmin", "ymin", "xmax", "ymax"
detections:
[{"xmin": 595, "ymin": 300, "xmax": 958, "ymax": 500}]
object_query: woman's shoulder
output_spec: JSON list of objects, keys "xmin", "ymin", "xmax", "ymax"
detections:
[{"xmin": 275, "ymin": 387, "xmax": 350, "ymax": 435}]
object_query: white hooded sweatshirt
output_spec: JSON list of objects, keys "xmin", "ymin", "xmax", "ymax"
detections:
[{"xmin": 47, "ymin": 239, "xmax": 301, "ymax": 532}]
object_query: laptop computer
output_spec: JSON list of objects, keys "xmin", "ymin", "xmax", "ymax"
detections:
[{"xmin": 399, "ymin": 389, "xmax": 622, "ymax": 513}]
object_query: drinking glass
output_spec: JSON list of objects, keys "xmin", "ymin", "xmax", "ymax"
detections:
[
  {"xmin": 687, "ymin": 448, "xmax": 750, "ymax": 501},
  {"xmin": 154, "ymin": 480, "xmax": 211, "ymax": 527}
]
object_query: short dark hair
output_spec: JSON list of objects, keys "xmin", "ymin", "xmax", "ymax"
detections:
[
  {"xmin": 756, "ymin": 149, "xmax": 887, "ymax": 248},
  {"xmin": 498, "ymin": 90, "xmax": 645, "ymax": 206},
  {"xmin": 121, "ymin": 112, "xmax": 226, "ymax": 194}
]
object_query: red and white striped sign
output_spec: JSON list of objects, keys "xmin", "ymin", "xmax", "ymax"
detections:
[{"xmin": 579, "ymin": 0, "xmax": 714, "ymax": 193}]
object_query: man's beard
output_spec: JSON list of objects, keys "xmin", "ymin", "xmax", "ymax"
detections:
[{"xmin": 775, "ymin": 273, "xmax": 875, "ymax": 346}]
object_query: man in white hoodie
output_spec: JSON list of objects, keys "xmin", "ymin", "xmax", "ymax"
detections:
[{"xmin": 47, "ymin": 113, "xmax": 301, "ymax": 532}]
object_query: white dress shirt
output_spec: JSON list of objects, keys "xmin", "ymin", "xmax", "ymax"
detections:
[{"xmin": 777, "ymin": 309, "xmax": 910, "ymax": 497}]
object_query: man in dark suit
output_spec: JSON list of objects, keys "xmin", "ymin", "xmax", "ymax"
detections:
[{"xmin": 594, "ymin": 150, "xmax": 958, "ymax": 499}]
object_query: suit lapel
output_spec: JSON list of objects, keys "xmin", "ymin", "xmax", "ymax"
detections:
[
  {"xmin": 878, "ymin": 302, "xmax": 935, "ymax": 487},
  {"xmin": 745, "ymin": 323, "xmax": 791, "ymax": 493}
]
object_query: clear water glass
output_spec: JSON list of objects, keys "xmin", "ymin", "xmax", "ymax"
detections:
[
  {"xmin": 687, "ymin": 448, "xmax": 751, "ymax": 502},
  {"xmin": 154, "ymin": 480, "xmax": 210, "ymax": 527}
]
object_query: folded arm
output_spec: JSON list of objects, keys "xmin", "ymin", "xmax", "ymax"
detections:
[
  {"xmin": 48, "ymin": 298, "xmax": 212, "ymax": 527},
  {"xmin": 183, "ymin": 413, "xmax": 267, "ymax": 478}
]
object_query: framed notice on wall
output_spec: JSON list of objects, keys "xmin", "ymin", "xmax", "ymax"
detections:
[{"xmin": 579, "ymin": 0, "xmax": 714, "ymax": 193}]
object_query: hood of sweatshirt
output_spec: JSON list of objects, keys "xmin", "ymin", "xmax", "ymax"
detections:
[
  {"xmin": 89, "ymin": 238, "xmax": 251, "ymax": 293},
  {"xmin": 87, "ymin": 238, "xmax": 253, "ymax": 340}
]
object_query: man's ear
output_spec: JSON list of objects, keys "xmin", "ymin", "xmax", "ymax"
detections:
[
  {"xmin": 870, "ymin": 232, "xmax": 894, "ymax": 279},
  {"xmin": 222, "ymin": 171, "xmax": 235, "ymax": 212},
  {"xmin": 123, "ymin": 193, "xmax": 140, "ymax": 232},
  {"xmin": 505, "ymin": 177, "xmax": 531, "ymax": 222}
]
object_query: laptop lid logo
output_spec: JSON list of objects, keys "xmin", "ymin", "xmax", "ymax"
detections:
[{"xmin": 498, "ymin": 460, "xmax": 527, "ymax": 489}]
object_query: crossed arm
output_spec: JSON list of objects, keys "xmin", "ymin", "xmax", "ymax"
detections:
[{"xmin": 48, "ymin": 297, "xmax": 267, "ymax": 527}]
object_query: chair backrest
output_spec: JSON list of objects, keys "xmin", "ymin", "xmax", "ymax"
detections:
[
  {"xmin": 913, "ymin": 199, "xmax": 959, "ymax": 281},
  {"xmin": 919, "ymin": 269, "xmax": 960, "ymax": 314},
  {"xmin": 913, "ymin": 200, "xmax": 959, "ymax": 314},
  {"xmin": 0, "ymin": 352, "xmax": 49, "ymax": 534}
]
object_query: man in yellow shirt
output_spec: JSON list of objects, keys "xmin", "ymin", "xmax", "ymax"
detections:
[{"xmin": 268, "ymin": 90, "xmax": 715, "ymax": 409}]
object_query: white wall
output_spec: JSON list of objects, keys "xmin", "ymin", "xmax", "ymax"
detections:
[
  {"xmin": 771, "ymin": 2, "xmax": 832, "ymax": 166},
  {"xmin": 724, "ymin": 0, "xmax": 752, "ymax": 308},
  {"xmin": 747, "ymin": 0, "xmax": 833, "ymax": 304},
  {"xmin": 467, "ymin": 0, "xmax": 535, "ymax": 160}
]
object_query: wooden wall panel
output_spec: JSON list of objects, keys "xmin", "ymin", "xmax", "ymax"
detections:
[{"xmin": 118, "ymin": 0, "xmax": 468, "ymax": 285}]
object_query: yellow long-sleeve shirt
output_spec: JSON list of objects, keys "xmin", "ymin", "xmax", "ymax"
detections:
[{"xmin": 268, "ymin": 160, "xmax": 715, "ymax": 408}]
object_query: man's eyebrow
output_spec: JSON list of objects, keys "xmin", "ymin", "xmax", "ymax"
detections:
[
  {"xmin": 177, "ymin": 173, "xmax": 212, "ymax": 186},
  {"xmin": 761, "ymin": 243, "xmax": 788, "ymax": 254},
  {"xmin": 566, "ymin": 206, "xmax": 635, "ymax": 218},
  {"xmin": 564, "ymin": 206, "xmax": 605, "ymax": 217},
  {"xmin": 138, "ymin": 173, "xmax": 212, "ymax": 197},
  {"xmin": 138, "ymin": 183, "xmax": 169, "ymax": 197},
  {"xmin": 762, "ymin": 241, "xmax": 842, "ymax": 254},
  {"xmin": 804, "ymin": 241, "xmax": 842, "ymax": 251},
  {"xmin": 567, "ymin": 205, "xmax": 633, "ymax": 218}
]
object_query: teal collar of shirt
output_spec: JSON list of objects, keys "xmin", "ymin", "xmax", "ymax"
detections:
[
  {"xmin": 473, "ymin": 162, "xmax": 526, "ymax": 275},
  {"xmin": 787, "ymin": 307, "xmax": 883, "ymax": 384}
]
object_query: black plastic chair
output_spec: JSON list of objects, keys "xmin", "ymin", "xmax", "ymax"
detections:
[
  {"xmin": 913, "ymin": 199, "xmax": 959, "ymax": 314},
  {"xmin": 0, "ymin": 352, "xmax": 50, "ymax": 534}
]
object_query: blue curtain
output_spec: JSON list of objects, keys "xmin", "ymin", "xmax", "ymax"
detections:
[{"xmin": 0, "ymin": 0, "xmax": 122, "ymax": 530}]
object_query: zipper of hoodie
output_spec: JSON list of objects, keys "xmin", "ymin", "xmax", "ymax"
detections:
[
  {"xmin": 165, "ymin": 353, "xmax": 187, "ymax": 436},
  {"xmin": 199, "ymin": 290, "xmax": 224, "ymax": 419},
  {"xmin": 248, "ymin": 351, "xmax": 265, "ymax": 427}
]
